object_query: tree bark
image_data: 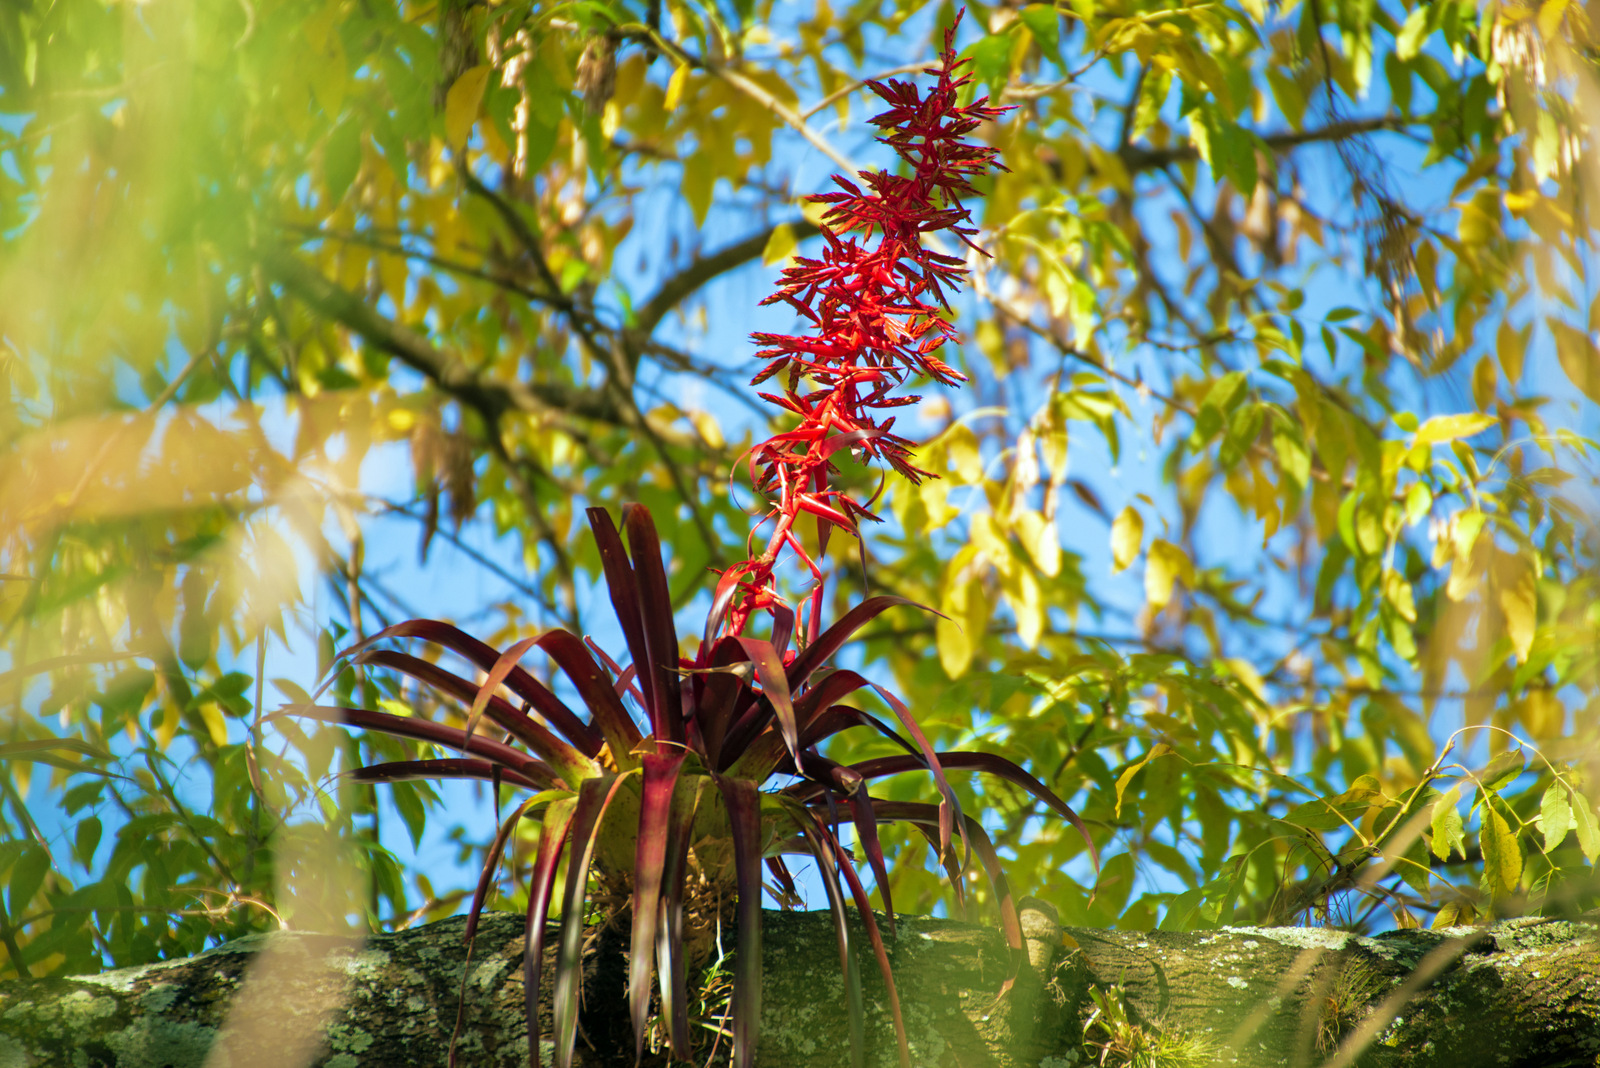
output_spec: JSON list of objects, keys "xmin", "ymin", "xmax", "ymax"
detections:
[{"xmin": 1, "ymin": 905, "xmax": 1596, "ymax": 1067}]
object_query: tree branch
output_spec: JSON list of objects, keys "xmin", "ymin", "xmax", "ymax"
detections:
[
  {"xmin": 261, "ymin": 249, "xmax": 619, "ymax": 425},
  {"xmin": 633, "ymin": 219, "xmax": 821, "ymax": 338},
  {"xmin": 1119, "ymin": 113, "xmax": 1425, "ymax": 174}
]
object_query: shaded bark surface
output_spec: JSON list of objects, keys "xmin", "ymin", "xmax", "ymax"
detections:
[{"xmin": 1, "ymin": 907, "xmax": 1595, "ymax": 1067}]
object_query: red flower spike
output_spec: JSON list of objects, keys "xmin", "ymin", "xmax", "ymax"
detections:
[{"xmin": 721, "ymin": 17, "xmax": 1009, "ymax": 637}]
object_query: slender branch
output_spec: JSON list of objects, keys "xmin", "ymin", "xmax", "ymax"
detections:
[
  {"xmin": 634, "ymin": 219, "xmax": 821, "ymax": 338},
  {"xmin": 461, "ymin": 174, "xmax": 725, "ymax": 565},
  {"xmin": 262, "ymin": 247, "xmax": 581, "ymax": 617},
  {"xmin": 618, "ymin": 21, "xmax": 862, "ymax": 177},
  {"xmin": 261, "ymin": 249, "xmax": 618, "ymax": 425},
  {"xmin": 1119, "ymin": 113, "xmax": 1427, "ymax": 173},
  {"xmin": 802, "ymin": 63, "xmax": 932, "ymax": 120}
]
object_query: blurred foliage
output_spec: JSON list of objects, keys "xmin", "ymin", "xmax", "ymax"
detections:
[{"xmin": 3, "ymin": 0, "xmax": 1600, "ymax": 983}]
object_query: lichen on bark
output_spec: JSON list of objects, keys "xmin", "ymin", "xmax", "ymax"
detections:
[{"xmin": 1, "ymin": 911, "xmax": 1596, "ymax": 1067}]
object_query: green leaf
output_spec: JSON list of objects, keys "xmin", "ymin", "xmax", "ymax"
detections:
[
  {"xmin": 1018, "ymin": 4, "xmax": 1060, "ymax": 52},
  {"xmin": 1284, "ymin": 775, "xmax": 1384, "ymax": 831},
  {"xmin": 1480, "ymin": 750, "xmax": 1526, "ymax": 792},
  {"xmin": 1265, "ymin": 67, "xmax": 1306, "ymax": 130},
  {"xmin": 1541, "ymin": 784, "xmax": 1574, "ymax": 851},
  {"xmin": 1273, "ymin": 424, "xmax": 1311, "ymax": 488},
  {"xmin": 1191, "ymin": 371, "xmax": 1248, "ymax": 446},
  {"xmin": 8, "ymin": 843, "xmax": 49, "ymax": 915},
  {"xmin": 969, "ymin": 34, "xmax": 1015, "ymax": 87},
  {"xmin": 1110, "ymin": 506, "xmax": 1143, "ymax": 573},
  {"xmin": 272, "ymin": 678, "xmax": 315, "ymax": 707},
  {"xmin": 323, "ymin": 120, "xmax": 363, "ymax": 205},
  {"xmin": 1479, "ymin": 795, "xmax": 1522, "ymax": 899},
  {"xmin": 1572, "ymin": 790, "xmax": 1600, "ymax": 863},
  {"xmin": 75, "ymin": 816, "xmax": 103, "ymax": 866},
  {"xmin": 1114, "ymin": 742, "xmax": 1170, "ymax": 820},
  {"xmin": 1430, "ymin": 785, "xmax": 1465, "ymax": 861}
]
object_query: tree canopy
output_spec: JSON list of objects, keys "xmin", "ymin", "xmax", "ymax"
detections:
[{"xmin": 3, "ymin": 0, "xmax": 1600, "ymax": 988}]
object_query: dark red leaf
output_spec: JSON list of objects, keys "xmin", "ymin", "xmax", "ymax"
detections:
[
  {"xmin": 466, "ymin": 636, "xmax": 540, "ymax": 751},
  {"xmin": 779, "ymin": 796, "xmax": 866, "ymax": 1068},
  {"xmin": 786, "ymin": 596, "xmax": 933, "ymax": 690},
  {"xmin": 827, "ymin": 824, "xmax": 907, "ymax": 1068},
  {"xmin": 586, "ymin": 507, "xmax": 658, "ymax": 726},
  {"xmin": 713, "ymin": 775, "xmax": 763, "ymax": 1068},
  {"xmin": 341, "ymin": 619, "xmax": 601, "ymax": 756},
  {"xmin": 734, "ymin": 637, "xmax": 800, "ymax": 770},
  {"xmin": 623, "ymin": 504, "xmax": 685, "ymax": 744},
  {"xmin": 629, "ymin": 752, "xmax": 685, "ymax": 1059},
  {"xmin": 283, "ymin": 705, "xmax": 566, "ymax": 786},
  {"xmin": 464, "ymin": 795, "xmax": 539, "ymax": 944},
  {"xmin": 866, "ymin": 683, "xmax": 963, "ymax": 861},
  {"xmin": 695, "ymin": 637, "xmax": 756, "ymax": 769},
  {"xmin": 535, "ymin": 629, "xmax": 643, "ymax": 769},
  {"xmin": 553, "ymin": 776, "xmax": 625, "ymax": 1068},
  {"xmin": 350, "ymin": 650, "xmax": 592, "ymax": 782},
  {"xmin": 347, "ymin": 758, "xmax": 548, "ymax": 792},
  {"xmin": 657, "ymin": 775, "xmax": 703, "ymax": 1058},
  {"xmin": 848, "ymin": 751, "xmax": 1099, "ymax": 869},
  {"xmin": 846, "ymin": 801, "xmax": 1023, "ymax": 958},
  {"xmin": 524, "ymin": 797, "xmax": 577, "ymax": 1068}
]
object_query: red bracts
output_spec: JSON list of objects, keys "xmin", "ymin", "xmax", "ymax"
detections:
[{"xmin": 721, "ymin": 20, "xmax": 1007, "ymax": 640}]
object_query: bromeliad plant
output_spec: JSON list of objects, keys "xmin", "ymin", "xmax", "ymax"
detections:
[{"xmin": 292, "ymin": 20, "xmax": 1094, "ymax": 1068}]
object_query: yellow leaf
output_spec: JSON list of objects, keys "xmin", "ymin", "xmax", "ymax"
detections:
[
  {"xmin": 445, "ymin": 65, "xmax": 493, "ymax": 149},
  {"xmin": 156, "ymin": 705, "xmax": 180, "ymax": 751},
  {"xmin": 197, "ymin": 703, "xmax": 230, "ymax": 748},
  {"xmin": 971, "ymin": 512, "xmax": 1011, "ymax": 574},
  {"xmin": 1539, "ymin": 0, "xmax": 1571, "ymax": 40},
  {"xmin": 1226, "ymin": 658, "xmax": 1267, "ymax": 703},
  {"xmin": 1016, "ymin": 510, "xmax": 1061, "ymax": 576},
  {"xmin": 1499, "ymin": 561, "xmax": 1537, "ymax": 662},
  {"xmin": 682, "ymin": 151, "xmax": 713, "ymax": 227},
  {"xmin": 664, "ymin": 61, "xmax": 691, "ymax": 110},
  {"xmin": 1479, "ymin": 798, "xmax": 1522, "ymax": 899},
  {"xmin": 1145, "ymin": 539, "xmax": 1191, "ymax": 609},
  {"xmin": 946, "ymin": 423, "xmax": 983, "ymax": 484},
  {"xmin": 1383, "ymin": 569, "xmax": 1417, "ymax": 623},
  {"xmin": 1110, "ymin": 506, "xmax": 1143, "ymax": 573},
  {"xmin": 308, "ymin": 31, "xmax": 349, "ymax": 118},
  {"xmin": 1114, "ymin": 743, "xmax": 1171, "ymax": 819},
  {"xmin": 937, "ymin": 612, "xmax": 972, "ymax": 678},
  {"xmin": 1549, "ymin": 319, "xmax": 1600, "ymax": 405},
  {"xmin": 1013, "ymin": 567, "xmax": 1042, "ymax": 648},
  {"xmin": 1414, "ymin": 413, "xmax": 1496, "ymax": 447},
  {"xmin": 761, "ymin": 223, "xmax": 797, "ymax": 266},
  {"xmin": 379, "ymin": 252, "xmax": 408, "ymax": 307},
  {"xmin": 687, "ymin": 410, "xmax": 725, "ymax": 449}
]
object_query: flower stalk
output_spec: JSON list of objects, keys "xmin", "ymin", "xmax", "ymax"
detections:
[{"xmin": 717, "ymin": 19, "xmax": 1008, "ymax": 642}]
